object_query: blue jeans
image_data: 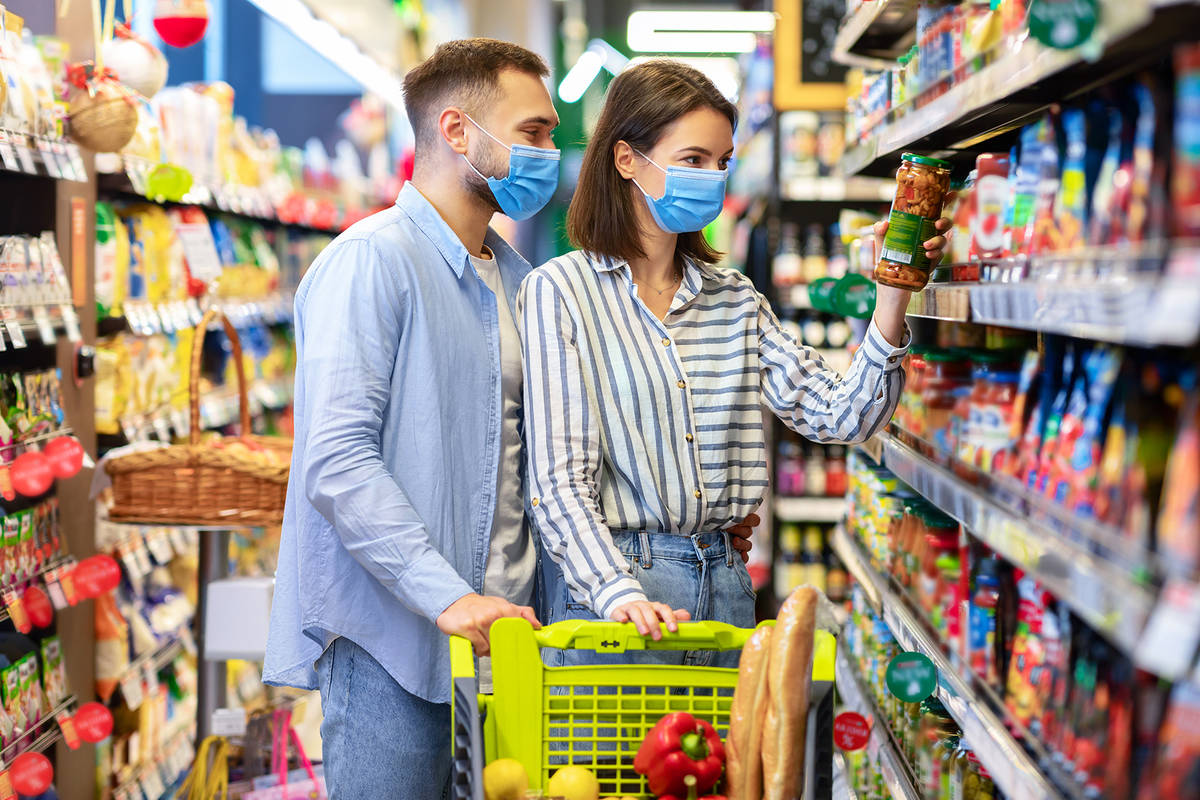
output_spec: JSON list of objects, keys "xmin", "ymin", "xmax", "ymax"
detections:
[
  {"xmin": 542, "ymin": 530, "xmax": 757, "ymax": 668},
  {"xmin": 316, "ymin": 637, "xmax": 450, "ymax": 800}
]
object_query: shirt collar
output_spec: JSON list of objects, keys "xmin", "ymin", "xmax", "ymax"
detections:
[{"xmin": 394, "ymin": 183, "xmax": 531, "ymax": 280}]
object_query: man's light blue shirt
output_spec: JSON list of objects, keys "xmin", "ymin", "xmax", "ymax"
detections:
[{"xmin": 263, "ymin": 184, "xmax": 532, "ymax": 703}]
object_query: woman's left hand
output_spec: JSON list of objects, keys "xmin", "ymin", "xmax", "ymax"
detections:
[{"xmin": 726, "ymin": 512, "xmax": 760, "ymax": 564}]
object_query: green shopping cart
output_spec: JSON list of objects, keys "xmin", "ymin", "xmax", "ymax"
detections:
[{"xmin": 450, "ymin": 618, "xmax": 836, "ymax": 800}]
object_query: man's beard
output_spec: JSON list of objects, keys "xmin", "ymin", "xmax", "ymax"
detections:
[{"xmin": 464, "ymin": 139, "xmax": 505, "ymax": 215}]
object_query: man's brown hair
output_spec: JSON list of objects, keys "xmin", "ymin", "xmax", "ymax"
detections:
[
  {"xmin": 402, "ymin": 38, "xmax": 549, "ymax": 152},
  {"xmin": 567, "ymin": 60, "xmax": 737, "ymax": 265}
]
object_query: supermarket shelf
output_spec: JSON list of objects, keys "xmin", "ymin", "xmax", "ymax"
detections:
[
  {"xmin": 110, "ymin": 292, "xmax": 295, "ymax": 338},
  {"xmin": 118, "ymin": 637, "xmax": 186, "ymax": 693},
  {"xmin": 832, "ymin": 0, "xmax": 920, "ymax": 67},
  {"xmin": 833, "ymin": 753, "xmax": 858, "ymax": 800},
  {"xmin": 0, "ymin": 555, "xmax": 74, "ymax": 625},
  {"xmin": 858, "ymin": 430, "xmax": 1164, "ymax": 671},
  {"xmin": 834, "ymin": 644, "xmax": 922, "ymax": 800},
  {"xmin": 831, "ymin": 528, "xmax": 1067, "ymax": 800},
  {"xmin": 905, "ymin": 245, "xmax": 1200, "ymax": 346},
  {"xmin": 781, "ymin": 176, "xmax": 894, "ymax": 203},
  {"xmin": 97, "ymin": 165, "xmax": 344, "ymax": 236},
  {"xmin": 0, "ymin": 131, "xmax": 87, "ymax": 183},
  {"xmin": 112, "ymin": 724, "xmax": 195, "ymax": 800},
  {"xmin": 841, "ymin": 0, "xmax": 1199, "ymax": 177},
  {"xmin": 775, "ymin": 496, "xmax": 847, "ymax": 523}
]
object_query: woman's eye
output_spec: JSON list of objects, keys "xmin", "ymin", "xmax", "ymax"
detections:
[
  {"xmin": 683, "ymin": 156, "xmax": 701, "ymax": 165},
  {"xmin": 719, "ymin": 159, "xmax": 731, "ymax": 170}
]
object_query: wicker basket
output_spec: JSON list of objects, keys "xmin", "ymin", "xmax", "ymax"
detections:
[
  {"xmin": 67, "ymin": 80, "xmax": 138, "ymax": 154},
  {"xmin": 104, "ymin": 308, "xmax": 292, "ymax": 526}
]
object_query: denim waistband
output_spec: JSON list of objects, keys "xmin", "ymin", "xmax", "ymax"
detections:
[{"xmin": 609, "ymin": 530, "xmax": 735, "ymax": 567}]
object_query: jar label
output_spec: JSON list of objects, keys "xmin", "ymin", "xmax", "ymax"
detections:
[{"xmin": 882, "ymin": 209, "xmax": 937, "ymax": 269}]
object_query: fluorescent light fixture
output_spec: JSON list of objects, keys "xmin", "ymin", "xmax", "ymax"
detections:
[
  {"xmin": 627, "ymin": 55, "xmax": 741, "ymax": 101},
  {"xmin": 243, "ymin": 0, "xmax": 406, "ymax": 111},
  {"xmin": 558, "ymin": 39, "xmax": 629, "ymax": 103},
  {"xmin": 627, "ymin": 10, "xmax": 776, "ymax": 54}
]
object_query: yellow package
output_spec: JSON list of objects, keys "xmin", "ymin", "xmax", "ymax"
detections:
[{"xmin": 94, "ymin": 337, "xmax": 133, "ymax": 436}]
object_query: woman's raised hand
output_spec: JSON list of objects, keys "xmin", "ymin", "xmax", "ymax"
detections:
[{"xmin": 610, "ymin": 600, "xmax": 692, "ymax": 640}]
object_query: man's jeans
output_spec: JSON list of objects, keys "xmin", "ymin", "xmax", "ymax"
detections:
[{"xmin": 316, "ymin": 637, "xmax": 450, "ymax": 800}]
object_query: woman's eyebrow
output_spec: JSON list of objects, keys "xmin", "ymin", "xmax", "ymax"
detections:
[{"xmin": 675, "ymin": 146, "xmax": 712, "ymax": 156}]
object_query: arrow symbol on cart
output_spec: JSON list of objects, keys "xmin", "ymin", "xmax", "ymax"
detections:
[{"xmin": 600, "ymin": 640, "xmax": 619, "ymax": 648}]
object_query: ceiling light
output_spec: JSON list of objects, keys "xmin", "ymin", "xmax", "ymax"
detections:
[
  {"xmin": 558, "ymin": 39, "xmax": 629, "ymax": 103},
  {"xmin": 627, "ymin": 55, "xmax": 741, "ymax": 101},
  {"xmin": 627, "ymin": 10, "xmax": 776, "ymax": 54}
]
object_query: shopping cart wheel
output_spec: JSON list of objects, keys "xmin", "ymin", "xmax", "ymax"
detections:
[{"xmin": 450, "ymin": 674, "xmax": 484, "ymax": 800}]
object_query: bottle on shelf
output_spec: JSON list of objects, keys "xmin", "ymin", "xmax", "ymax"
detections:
[
  {"xmin": 776, "ymin": 439, "xmax": 805, "ymax": 497},
  {"xmin": 776, "ymin": 523, "xmax": 804, "ymax": 595},
  {"xmin": 826, "ymin": 445, "xmax": 848, "ymax": 496},
  {"xmin": 803, "ymin": 223, "xmax": 828, "ymax": 283},
  {"xmin": 806, "ymin": 443, "xmax": 828, "ymax": 497},
  {"xmin": 772, "ymin": 222, "xmax": 803, "ymax": 288},
  {"xmin": 968, "ymin": 556, "xmax": 1002, "ymax": 688},
  {"xmin": 801, "ymin": 525, "xmax": 827, "ymax": 592},
  {"xmin": 828, "ymin": 226, "xmax": 849, "ymax": 279}
]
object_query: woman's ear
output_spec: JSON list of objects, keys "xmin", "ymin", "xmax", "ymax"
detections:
[
  {"xmin": 613, "ymin": 140, "xmax": 638, "ymax": 180},
  {"xmin": 439, "ymin": 107, "xmax": 470, "ymax": 155}
]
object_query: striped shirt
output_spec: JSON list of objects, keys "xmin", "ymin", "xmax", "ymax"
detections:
[{"xmin": 517, "ymin": 250, "xmax": 909, "ymax": 619}]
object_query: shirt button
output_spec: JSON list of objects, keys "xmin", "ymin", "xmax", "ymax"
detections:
[
  {"xmin": 661, "ymin": 337, "xmax": 671, "ymax": 347},
  {"xmin": 693, "ymin": 489, "xmax": 702, "ymax": 499},
  {"xmin": 685, "ymin": 433, "xmax": 694, "ymax": 443},
  {"xmin": 531, "ymin": 497, "xmax": 540, "ymax": 507},
  {"xmin": 888, "ymin": 356, "xmax": 898, "ymax": 364},
  {"xmin": 676, "ymin": 379, "xmax": 686, "ymax": 388}
]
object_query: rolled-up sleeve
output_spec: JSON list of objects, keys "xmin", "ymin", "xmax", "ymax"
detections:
[
  {"xmin": 518, "ymin": 272, "xmax": 647, "ymax": 619},
  {"xmin": 758, "ymin": 294, "xmax": 909, "ymax": 444},
  {"xmin": 298, "ymin": 238, "xmax": 473, "ymax": 622}
]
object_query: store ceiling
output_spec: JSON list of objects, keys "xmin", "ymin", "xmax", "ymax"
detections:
[{"xmin": 300, "ymin": 0, "xmax": 403, "ymax": 70}]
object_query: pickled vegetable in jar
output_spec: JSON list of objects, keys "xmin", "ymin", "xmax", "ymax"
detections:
[{"xmin": 876, "ymin": 153, "xmax": 953, "ymax": 291}]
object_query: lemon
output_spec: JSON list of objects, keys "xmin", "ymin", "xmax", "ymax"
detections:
[
  {"xmin": 546, "ymin": 766, "xmax": 599, "ymax": 800},
  {"xmin": 483, "ymin": 758, "xmax": 529, "ymax": 800}
]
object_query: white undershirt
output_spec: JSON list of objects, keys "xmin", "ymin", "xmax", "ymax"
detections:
[{"xmin": 470, "ymin": 249, "xmax": 534, "ymax": 608}]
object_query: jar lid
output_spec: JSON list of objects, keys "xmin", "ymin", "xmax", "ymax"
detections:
[{"xmin": 901, "ymin": 152, "xmax": 953, "ymax": 170}]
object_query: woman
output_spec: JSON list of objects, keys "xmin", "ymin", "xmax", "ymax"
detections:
[{"xmin": 519, "ymin": 60, "xmax": 946, "ymax": 665}]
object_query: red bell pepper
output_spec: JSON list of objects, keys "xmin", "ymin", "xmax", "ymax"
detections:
[{"xmin": 633, "ymin": 712, "xmax": 725, "ymax": 797}]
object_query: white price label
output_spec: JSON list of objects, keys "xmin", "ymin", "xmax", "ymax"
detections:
[
  {"xmin": 67, "ymin": 144, "xmax": 87, "ymax": 182},
  {"xmin": 13, "ymin": 136, "xmax": 37, "ymax": 175},
  {"xmin": 35, "ymin": 141, "xmax": 60, "ymax": 179},
  {"xmin": 120, "ymin": 672, "xmax": 144, "ymax": 710},
  {"xmin": 3, "ymin": 319, "xmax": 25, "ymax": 349},
  {"xmin": 175, "ymin": 223, "xmax": 223, "ymax": 283},
  {"xmin": 0, "ymin": 132, "xmax": 19, "ymax": 172},
  {"xmin": 60, "ymin": 305, "xmax": 81, "ymax": 343},
  {"xmin": 210, "ymin": 707, "xmax": 247, "ymax": 737},
  {"xmin": 1137, "ymin": 578, "xmax": 1200, "ymax": 680},
  {"xmin": 31, "ymin": 307, "xmax": 55, "ymax": 344}
]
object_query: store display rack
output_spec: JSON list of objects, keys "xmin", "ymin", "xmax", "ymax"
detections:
[
  {"xmin": 856, "ymin": 429, "xmax": 1198, "ymax": 681},
  {"xmin": 111, "ymin": 726, "xmax": 194, "ymax": 800},
  {"xmin": 833, "ymin": 0, "xmax": 920, "ymax": 67},
  {"xmin": 831, "ymin": 526, "xmax": 1070, "ymax": 800},
  {"xmin": 907, "ymin": 244, "xmax": 1200, "ymax": 347},
  {"xmin": 0, "ymin": 131, "xmax": 87, "ymax": 184},
  {"xmin": 841, "ymin": 0, "xmax": 1200, "ymax": 177},
  {"xmin": 1, "ymin": 696, "xmax": 79, "ymax": 762},
  {"xmin": 834, "ymin": 641, "xmax": 922, "ymax": 800},
  {"xmin": 96, "ymin": 167, "xmax": 342, "ymax": 237}
]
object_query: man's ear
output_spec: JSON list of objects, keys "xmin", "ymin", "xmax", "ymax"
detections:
[
  {"xmin": 439, "ymin": 107, "xmax": 470, "ymax": 155},
  {"xmin": 613, "ymin": 140, "xmax": 638, "ymax": 180}
]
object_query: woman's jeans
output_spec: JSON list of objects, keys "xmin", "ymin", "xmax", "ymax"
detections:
[{"xmin": 541, "ymin": 530, "xmax": 757, "ymax": 668}]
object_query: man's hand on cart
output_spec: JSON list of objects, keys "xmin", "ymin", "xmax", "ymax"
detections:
[
  {"xmin": 610, "ymin": 601, "xmax": 692, "ymax": 640},
  {"xmin": 725, "ymin": 512, "xmax": 760, "ymax": 564},
  {"xmin": 436, "ymin": 593, "xmax": 541, "ymax": 655}
]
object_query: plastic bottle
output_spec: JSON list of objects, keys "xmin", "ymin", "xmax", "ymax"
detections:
[
  {"xmin": 969, "ymin": 557, "xmax": 1002, "ymax": 688},
  {"xmin": 772, "ymin": 223, "xmax": 803, "ymax": 287},
  {"xmin": 801, "ymin": 526, "xmax": 827, "ymax": 592}
]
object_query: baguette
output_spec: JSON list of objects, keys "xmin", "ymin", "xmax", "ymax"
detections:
[
  {"xmin": 762, "ymin": 586, "xmax": 818, "ymax": 800},
  {"xmin": 727, "ymin": 626, "xmax": 773, "ymax": 800}
]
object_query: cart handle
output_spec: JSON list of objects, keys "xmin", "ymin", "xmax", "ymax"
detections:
[{"xmin": 532, "ymin": 619, "xmax": 773, "ymax": 653}]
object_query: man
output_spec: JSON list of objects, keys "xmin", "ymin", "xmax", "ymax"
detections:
[{"xmin": 264, "ymin": 38, "xmax": 754, "ymax": 798}]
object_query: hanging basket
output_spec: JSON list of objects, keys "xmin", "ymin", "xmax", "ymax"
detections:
[
  {"xmin": 66, "ymin": 64, "xmax": 139, "ymax": 154},
  {"xmin": 104, "ymin": 308, "xmax": 292, "ymax": 526}
]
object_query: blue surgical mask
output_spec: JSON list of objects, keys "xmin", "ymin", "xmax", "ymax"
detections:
[
  {"xmin": 462, "ymin": 113, "xmax": 560, "ymax": 221},
  {"xmin": 632, "ymin": 149, "xmax": 728, "ymax": 234}
]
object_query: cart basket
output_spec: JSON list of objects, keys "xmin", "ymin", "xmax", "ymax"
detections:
[{"xmin": 450, "ymin": 618, "xmax": 835, "ymax": 800}]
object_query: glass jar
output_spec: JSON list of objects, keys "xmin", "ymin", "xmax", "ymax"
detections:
[
  {"xmin": 876, "ymin": 153, "xmax": 953, "ymax": 291},
  {"xmin": 922, "ymin": 350, "xmax": 971, "ymax": 457},
  {"xmin": 918, "ymin": 511, "xmax": 959, "ymax": 615}
]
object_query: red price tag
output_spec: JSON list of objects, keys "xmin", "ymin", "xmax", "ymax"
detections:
[
  {"xmin": 833, "ymin": 711, "xmax": 871, "ymax": 751},
  {"xmin": 56, "ymin": 711, "xmax": 80, "ymax": 750},
  {"xmin": 2, "ymin": 590, "xmax": 29, "ymax": 634}
]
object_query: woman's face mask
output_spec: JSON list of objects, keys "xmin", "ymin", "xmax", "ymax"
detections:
[
  {"xmin": 631, "ymin": 149, "xmax": 729, "ymax": 234},
  {"xmin": 461, "ymin": 112, "xmax": 561, "ymax": 221}
]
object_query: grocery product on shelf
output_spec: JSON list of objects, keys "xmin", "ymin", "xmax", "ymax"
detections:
[{"xmin": 875, "ymin": 154, "xmax": 952, "ymax": 291}]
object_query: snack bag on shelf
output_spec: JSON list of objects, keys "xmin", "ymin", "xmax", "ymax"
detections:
[
  {"xmin": 1043, "ymin": 345, "xmax": 1095, "ymax": 501},
  {"xmin": 1088, "ymin": 100, "xmax": 1131, "ymax": 247},
  {"xmin": 1004, "ymin": 125, "xmax": 1040, "ymax": 258},
  {"xmin": 1174, "ymin": 43, "xmax": 1200, "ymax": 238},
  {"xmin": 1005, "ymin": 572, "xmax": 1049, "ymax": 728},
  {"xmin": 94, "ymin": 591, "xmax": 129, "ymax": 703},
  {"xmin": 1141, "ymin": 681, "xmax": 1200, "ymax": 800},
  {"xmin": 1, "ymin": 661, "xmax": 26, "ymax": 739},
  {"xmin": 18, "ymin": 652, "xmax": 40, "ymax": 727},
  {"xmin": 0, "ymin": 11, "xmax": 36, "ymax": 136},
  {"xmin": 1061, "ymin": 346, "xmax": 1121, "ymax": 513},
  {"xmin": 96, "ymin": 202, "xmax": 131, "ymax": 321},
  {"xmin": 1036, "ymin": 602, "xmax": 1072, "ymax": 747},
  {"xmin": 1055, "ymin": 109, "xmax": 1089, "ymax": 250},
  {"xmin": 1029, "ymin": 342, "xmax": 1075, "ymax": 491},
  {"xmin": 1155, "ymin": 375, "xmax": 1200, "ymax": 576},
  {"xmin": 1124, "ymin": 77, "xmax": 1168, "ymax": 245},
  {"xmin": 1025, "ymin": 114, "xmax": 1063, "ymax": 255}
]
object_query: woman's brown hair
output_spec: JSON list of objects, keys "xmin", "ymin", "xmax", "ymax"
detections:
[{"xmin": 567, "ymin": 60, "xmax": 737, "ymax": 265}]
